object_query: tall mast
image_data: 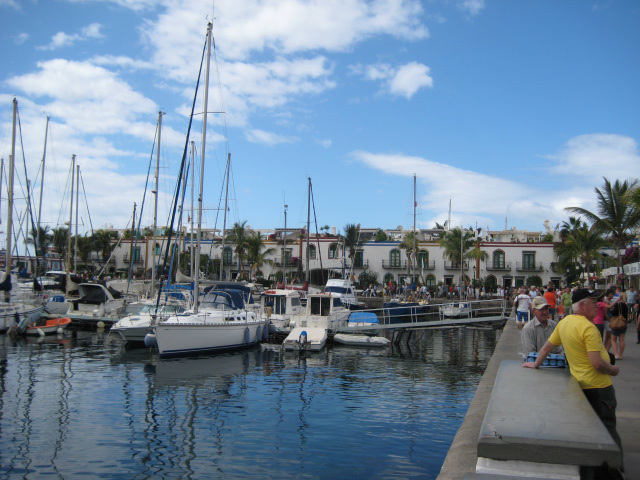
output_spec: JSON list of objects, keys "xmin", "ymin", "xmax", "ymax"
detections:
[
  {"xmin": 74, "ymin": 164, "xmax": 79, "ymax": 272},
  {"xmin": 190, "ymin": 140, "xmax": 195, "ymax": 280},
  {"xmin": 195, "ymin": 22, "xmax": 213, "ymax": 312},
  {"xmin": 283, "ymin": 203, "xmax": 287, "ymax": 286},
  {"xmin": 151, "ymin": 111, "xmax": 163, "ymax": 298},
  {"xmin": 128, "ymin": 203, "xmax": 136, "ymax": 283},
  {"xmin": 66, "ymin": 154, "xmax": 76, "ymax": 297},
  {"xmin": 37, "ymin": 115, "xmax": 50, "ymax": 263},
  {"xmin": 220, "ymin": 153, "xmax": 230, "ymax": 281},
  {"xmin": 413, "ymin": 173, "xmax": 417, "ymax": 283},
  {"xmin": 4, "ymin": 99, "xmax": 17, "ymax": 297},
  {"xmin": 305, "ymin": 177, "xmax": 311, "ymax": 284}
]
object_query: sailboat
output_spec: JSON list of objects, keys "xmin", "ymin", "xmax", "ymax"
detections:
[
  {"xmin": 152, "ymin": 23, "xmax": 266, "ymax": 357},
  {"xmin": 0, "ymin": 98, "xmax": 45, "ymax": 333}
]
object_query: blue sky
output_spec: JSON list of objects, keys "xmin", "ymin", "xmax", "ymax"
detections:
[{"xmin": 1, "ymin": 0, "xmax": 639, "ymax": 241}]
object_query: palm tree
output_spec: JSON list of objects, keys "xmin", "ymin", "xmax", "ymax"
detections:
[
  {"xmin": 226, "ymin": 221, "xmax": 251, "ymax": 276},
  {"xmin": 438, "ymin": 227, "xmax": 475, "ymax": 286},
  {"xmin": 93, "ymin": 229, "xmax": 118, "ymax": 266},
  {"xmin": 343, "ymin": 223, "xmax": 361, "ymax": 276},
  {"xmin": 398, "ymin": 231, "xmax": 417, "ymax": 279},
  {"xmin": 51, "ymin": 227, "xmax": 69, "ymax": 264},
  {"xmin": 566, "ymin": 178, "xmax": 640, "ymax": 277},
  {"xmin": 559, "ymin": 216, "xmax": 585, "ymax": 241},
  {"xmin": 554, "ymin": 224, "xmax": 611, "ymax": 286},
  {"xmin": 246, "ymin": 231, "xmax": 275, "ymax": 280},
  {"xmin": 76, "ymin": 234, "xmax": 94, "ymax": 270}
]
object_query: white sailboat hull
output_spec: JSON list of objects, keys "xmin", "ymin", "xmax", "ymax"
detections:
[
  {"xmin": 0, "ymin": 303, "xmax": 45, "ymax": 333},
  {"xmin": 155, "ymin": 315, "xmax": 266, "ymax": 357}
]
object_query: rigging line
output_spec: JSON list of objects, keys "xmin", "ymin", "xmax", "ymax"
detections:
[
  {"xmin": 310, "ymin": 181, "xmax": 325, "ymax": 284},
  {"xmin": 79, "ymin": 171, "xmax": 94, "ymax": 236},
  {"xmin": 211, "ymin": 29, "xmax": 231, "ymax": 164},
  {"xmin": 156, "ymin": 26, "xmax": 208, "ymax": 310},
  {"xmin": 128, "ymin": 118, "xmax": 158, "ymax": 289},
  {"xmin": 17, "ymin": 107, "xmax": 43, "ymax": 267}
]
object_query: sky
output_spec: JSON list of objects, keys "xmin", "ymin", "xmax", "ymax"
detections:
[{"xmin": 1, "ymin": 0, "xmax": 639, "ymax": 243}]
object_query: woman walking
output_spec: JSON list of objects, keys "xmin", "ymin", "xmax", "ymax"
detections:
[{"xmin": 610, "ymin": 292, "xmax": 628, "ymax": 360}]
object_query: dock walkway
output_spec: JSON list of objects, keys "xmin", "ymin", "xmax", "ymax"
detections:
[{"xmin": 438, "ymin": 318, "xmax": 640, "ymax": 479}]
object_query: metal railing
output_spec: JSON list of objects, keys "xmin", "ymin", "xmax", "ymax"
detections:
[
  {"xmin": 516, "ymin": 262, "xmax": 544, "ymax": 272},
  {"xmin": 381, "ymin": 260, "xmax": 407, "ymax": 269},
  {"xmin": 444, "ymin": 261, "xmax": 469, "ymax": 270},
  {"xmin": 486, "ymin": 261, "xmax": 511, "ymax": 271}
]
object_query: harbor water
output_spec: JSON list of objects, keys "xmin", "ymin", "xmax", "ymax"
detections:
[{"xmin": 0, "ymin": 327, "xmax": 499, "ymax": 479}]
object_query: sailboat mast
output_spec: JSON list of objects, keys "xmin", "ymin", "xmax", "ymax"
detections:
[
  {"xmin": 190, "ymin": 141, "xmax": 195, "ymax": 280},
  {"xmin": 220, "ymin": 153, "xmax": 230, "ymax": 281},
  {"xmin": 306, "ymin": 177, "xmax": 311, "ymax": 284},
  {"xmin": 37, "ymin": 115, "xmax": 49, "ymax": 262},
  {"xmin": 195, "ymin": 22, "xmax": 213, "ymax": 311},
  {"xmin": 151, "ymin": 111, "xmax": 163, "ymax": 298},
  {"xmin": 74, "ymin": 164, "xmax": 79, "ymax": 272},
  {"xmin": 283, "ymin": 204, "xmax": 287, "ymax": 287},
  {"xmin": 413, "ymin": 173, "xmax": 416, "ymax": 283},
  {"xmin": 4, "ymin": 98, "xmax": 17, "ymax": 292},
  {"xmin": 66, "ymin": 154, "xmax": 75, "ymax": 296}
]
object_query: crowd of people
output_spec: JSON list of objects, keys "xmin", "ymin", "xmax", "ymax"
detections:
[{"xmin": 520, "ymin": 283, "xmax": 637, "ymax": 479}]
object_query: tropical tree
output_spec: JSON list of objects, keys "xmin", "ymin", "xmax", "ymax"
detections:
[
  {"xmin": 398, "ymin": 231, "xmax": 417, "ymax": 279},
  {"xmin": 554, "ymin": 223, "xmax": 611, "ymax": 286},
  {"xmin": 93, "ymin": 229, "xmax": 118, "ymax": 265},
  {"xmin": 76, "ymin": 234, "xmax": 94, "ymax": 268},
  {"xmin": 51, "ymin": 227, "xmax": 69, "ymax": 263},
  {"xmin": 343, "ymin": 223, "xmax": 361, "ymax": 274},
  {"xmin": 374, "ymin": 229, "xmax": 388, "ymax": 242},
  {"xmin": 438, "ymin": 227, "xmax": 475, "ymax": 286},
  {"xmin": 559, "ymin": 216, "xmax": 585, "ymax": 241},
  {"xmin": 566, "ymin": 178, "xmax": 640, "ymax": 276},
  {"xmin": 246, "ymin": 231, "xmax": 275, "ymax": 280},
  {"xmin": 226, "ymin": 221, "xmax": 251, "ymax": 275}
]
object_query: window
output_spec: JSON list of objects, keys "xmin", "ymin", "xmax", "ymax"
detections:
[
  {"xmin": 308, "ymin": 245, "xmax": 316, "ymax": 260},
  {"xmin": 223, "ymin": 246, "xmax": 233, "ymax": 265},
  {"xmin": 418, "ymin": 250, "xmax": 428, "ymax": 268},
  {"xmin": 492, "ymin": 250, "xmax": 505, "ymax": 269},
  {"xmin": 515, "ymin": 277, "xmax": 525, "ymax": 287},
  {"xmin": 522, "ymin": 251, "xmax": 535, "ymax": 269},
  {"xmin": 133, "ymin": 246, "xmax": 141, "ymax": 262},
  {"xmin": 154, "ymin": 242, "xmax": 161, "ymax": 255},
  {"xmin": 389, "ymin": 249, "xmax": 401, "ymax": 268},
  {"xmin": 354, "ymin": 250, "xmax": 364, "ymax": 267},
  {"xmin": 485, "ymin": 275, "xmax": 497, "ymax": 289},
  {"xmin": 328, "ymin": 243, "xmax": 338, "ymax": 259},
  {"xmin": 425, "ymin": 274, "xmax": 436, "ymax": 287}
]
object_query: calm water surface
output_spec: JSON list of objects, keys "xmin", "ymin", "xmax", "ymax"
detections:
[{"xmin": 0, "ymin": 327, "xmax": 499, "ymax": 479}]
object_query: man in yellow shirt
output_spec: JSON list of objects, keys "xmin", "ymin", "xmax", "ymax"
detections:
[{"xmin": 523, "ymin": 288, "xmax": 621, "ymax": 451}]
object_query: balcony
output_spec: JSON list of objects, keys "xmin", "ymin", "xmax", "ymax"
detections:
[
  {"xmin": 382, "ymin": 260, "xmax": 407, "ymax": 270},
  {"xmin": 273, "ymin": 259, "xmax": 299, "ymax": 267},
  {"xmin": 444, "ymin": 261, "xmax": 469, "ymax": 270},
  {"xmin": 417, "ymin": 260, "xmax": 436, "ymax": 270},
  {"xmin": 516, "ymin": 261, "xmax": 544, "ymax": 272},
  {"xmin": 486, "ymin": 261, "xmax": 512, "ymax": 271},
  {"xmin": 122, "ymin": 255, "xmax": 143, "ymax": 265},
  {"xmin": 353, "ymin": 259, "xmax": 369, "ymax": 270}
]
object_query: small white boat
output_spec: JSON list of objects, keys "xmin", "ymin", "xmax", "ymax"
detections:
[
  {"xmin": 25, "ymin": 317, "xmax": 71, "ymax": 336},
  {"xmin": 261, "ymin": 288, "xmax": 303, "ymax": 333},
  {"xmin": 283, "ymin": 327, "xmax": 327, "ymax": 351},
  {"xmin": 111, "ymin": 303, "xmax": 187, "ymax": 344},
  {"xmin": 333, "ymin": 333, "xmax": 390, "ymax": 347},
  {"xmin": 440, "ymin": 302, "xmax": 471, "ymax": 318}
]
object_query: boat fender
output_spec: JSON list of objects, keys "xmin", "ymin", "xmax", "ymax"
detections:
[
  {"xmin": 97, "ymin": 321, "xmax": 106, "ymax": 330},
  {"xmin": 256, "ymin": 326, "xmax": 262, "ymax": 342},
  {"xmin": 268, "ymin": 322, "xmax": 277, "ymax": 335},
  {"xmin": 263, "ymin": 323, "xmax": 271, "ymax": 340},
  {"xmin": 37, "ymin": 328, "xmax": 45, "ymax": 337},
  {"xmin": 56, "ymin": 327, "xmax": 64, "ymax": 334},
  {"xmin": 244, "ymin": 327, "xmax": 250, "ymax": 344},
  {"xmin": 144, "ymin": 333, "xmax": 158, "ymax": 348}
]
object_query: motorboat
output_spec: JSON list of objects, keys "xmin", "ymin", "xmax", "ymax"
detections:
[
  {"xmin": 440, "ymin": 302, "xmax": 472, "ymax": 318},
  {"xmin": 289, "ymin": 292, "xmax": 350, "ymax": 332},
  {"xmin": 324, "ymin": 278, "xmax": 361, "ymax": 309},
  {"xmin": 261, "ymin": 288, "xmax": 303, "ymax": 333},
  {"xmin": 282, "ymin": 326, "xmax": 327, "ymax": 351},
  {"xmin": 111, "ymin": 303, "xmax": 188, "ymax": 344},
  {"xmin": 25, "ymin": 317, "xmax": 71, "ymax": 336},
  {"xmin": 333, "ymin": 333, "xmax": 390, "ymax": 347},
  {"xmin": 45, "ymin": 283, "xmax": 126, "ymax": 320}
]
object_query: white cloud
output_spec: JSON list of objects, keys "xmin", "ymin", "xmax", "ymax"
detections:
[
  {"xmin": 389, "ymin": 62, "xmax": 433, "ymax": 98},
  {"xmin": 460, "ymin": 0, "xmax": 486, "ymax": 16},
  {"xmin": 550, "ymin": 134, "xmax": 640, "ymax": 183},
  {"xmin": 354, "ymin": 61, "xmax": 433, "ymax": 98},
  {"xmin": 351, "ymin": 150, "xmax": 572, "ymax": 231},
  {"xmin": 246, "ymin": 129, "xmax": 298, "ymax": 146},
  {"xmin": 38, "ymin": 23, "xmax": 105, "ymax": 50},
  {"xmin": 0, "ymin": 0, "xmax": 19, "ymax": 8},
  {"xmin": 14, "ymin": 32, "xmax": 29, "ymax": 45}
]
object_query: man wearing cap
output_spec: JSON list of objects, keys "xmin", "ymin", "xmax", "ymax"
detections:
[
  {"xmin": 521, "ymin": 296, "xmax": 561, "ymax": 359},
  {"xmin": 524, "ymin": 288, "xmax": 621, "ymax": 453}
]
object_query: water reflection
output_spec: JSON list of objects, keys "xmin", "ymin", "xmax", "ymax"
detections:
[{"xmin": 0, "ymin": 327, "xmax": 498, "ymax": 479}]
